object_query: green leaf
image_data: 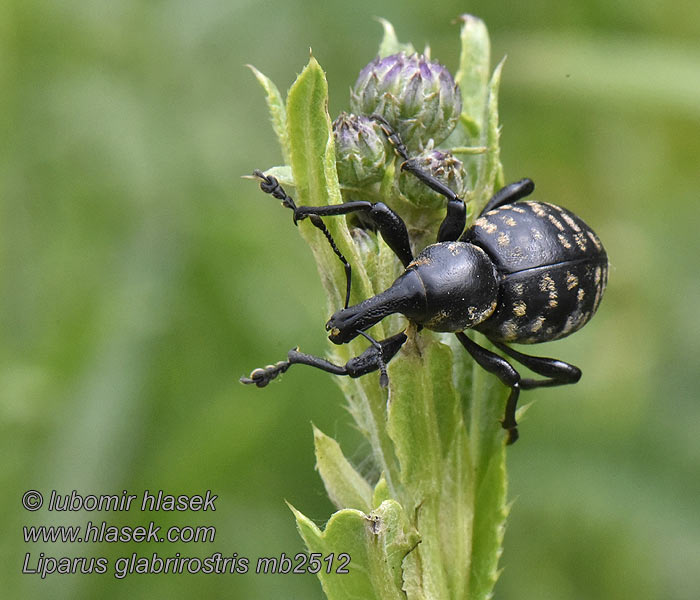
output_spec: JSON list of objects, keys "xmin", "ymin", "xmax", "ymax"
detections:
[
  {"xmin": 437, "ymin": 429, "xmax": 472, "ymax": 599},
  {"xmin": 454, "ymin": 15, "xmax": 491, "ymax": 137},
  {"xmin": 444, "ymin": 14, "xmax": 497, "ymax": 198},
  {"xmin": 468, "ymin": 442, "xmax": 508, "ymax": 599},
  {"xmin": 386, "ymin": 334, "xmax": 445, "ymax": 494},
  {"xmin": 387, "ymin": 334, "xmax": 465, "ymax": 494},
  {"xmin": 372, "ymin": 476, "xmax": 391, "ymax": 508},
  {"xmin": 286, "ymin": 56, "xmax": 373, "ymax": 309},
  {"xmin": 286, "ymin": 56, "xmax": 334, "ymax": 209},
  {"xmin": 473, "ymin": 58, "xmax": 505, "ymax": 217},
  {"xmin": 314, "ymin": 425, "xmax": 373, "ymax": 512},
  {"xmin": 285, "ymin": 55, "xmax": 401, "ymax": 500},
  {"xmin": 260, "ymin": 165, "xmax": 293, "ymax": 186},
  {"xmin": 247, "ymin": 64, "xmax": 289, "ymax": 162},
  {"xmin": 375, "ymin": 18, "xmax": 415, "ymax": 58},
  {"xmin": 285, "ymin": 54, "xmax": 346, "ymax": 313},
  {"xmin": 290, "ymin": 501, "xmax": 418, "ymax": 600},
  {"xmin": 464, "ymin": 340, "xmax": 509, "ymax": 599},
  {"xmin": 386, "ymin": 334, "xmax": 479, "ymax": 599}
]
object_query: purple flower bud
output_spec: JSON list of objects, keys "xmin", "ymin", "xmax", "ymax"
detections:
[
  {"xmin": 333, "ymin": 112, "xmax": 387, "ymax": 187},
  {"xmin": 399, "ymin": 148, "xmax": 467, "ymax": 208},
  {"xmin": 351, "ymin": 53, "xmax": 462, "ymax": 151}
]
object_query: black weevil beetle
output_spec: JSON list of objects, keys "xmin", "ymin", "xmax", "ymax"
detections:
[{"xmin": 241, "ymin": 115, "xmax": 608, "ymax": 443}]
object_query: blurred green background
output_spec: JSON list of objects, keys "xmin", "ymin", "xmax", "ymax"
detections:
[{"xmin": 2, "ymin": 0, "xmax": 699, "ymax": 598}]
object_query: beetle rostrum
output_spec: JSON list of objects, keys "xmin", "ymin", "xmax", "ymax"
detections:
[{"xmin": 241, "ymin": 115, "xmax": 608, "ymax": 444}]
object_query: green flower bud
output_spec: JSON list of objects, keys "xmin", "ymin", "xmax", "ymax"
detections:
[
  {"xmin": 350, "ymin": 52, "xmax": 462, "ymax": 151},
  {"xmin": 398, "ymin": 147, "xmax": 467, "ymax": 208},
  {"xmin": 332, "ymin": 112, "xmax": 387, "ymax": 187},
  {"xmin": 349, "ymin": 226, "xmax": 379, "ymax": 273}
]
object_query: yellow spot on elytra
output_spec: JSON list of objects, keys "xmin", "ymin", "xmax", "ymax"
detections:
[
  {"xmin": 497, "ymin": 232, "xmax": 510, "ymax": 246},
  {"xmin": 466, "ymin": 302, "xmax": 495, "ymax": 325},
  {"xmin": 475, "ymin": 217, "xmax": 497, "ymax": 234},
  {"xmin": 540, "ymin": 273, "xmax": 558, "ymax": 304},
  {"xmin": 587, "ymin": 230, "xmax": 602, "ymax": 251},
  {"xmin": 566, "ymin": 272, "xmax": 579, "ymax": 290},
  {"xmin": 501, "ymin": 320, "xmax": 518, "ymax": 341},
  {"xmin": 539, "ymin": 273, "xmax": 555, "ymax": 293},
  {"xmin": 548, "ymin": 213, "xmax": 565, "ymax": 231},
  {"xmin": 558, "ymin": 233, "xmax": 572, "ymax": 249},
  {"xmin": 594, "ymin": 285, "xmax": 603, "ymax": 311},
  {"xmin": 561, "ymin": 212, "xmax": 581, "ymax": 232},
  {"xmin": 503, "ymin": 216, "xmax": 517, "ymax": 227},
  {"xmin": 528, "ymin": 202, "xmax": 546, "ymax": 217},
  {"xmin": 530, "ymin": 316, "xmax": 545, "ymax": 332},
  {"xmin": 577, "ymin": 288, "xmax": 585, "ymax": 302},
  {"xmin": 531, "ymin": 228, "xmax": 543, "ymax": 240},
  {"xmin": 513, "ymin": 301, "xmax": 527, "ymax": 317},
  {"xmin": 574, "ymin": 232, "xmax": 587, "ymax": 251},
  {"xmin": 548, "ymin": 298, "xmax": 558, "ymax": 308},
  {"xmin": 562, "ymin": 315, "xmax": 577, "ymax": 336},
  {"xmin": 511, "ymin": 206, "xmax": 526, "ymax": 214},
  {"xmin": 593, "ymin": 266, "xmax": 607, "ymax": 312},
  {"xmin": 512, "ymin": 282, "xmax": 525, "ymax": 296}
]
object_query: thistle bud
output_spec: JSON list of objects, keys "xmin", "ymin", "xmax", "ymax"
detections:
[
  {"xmin": 333, "ymin": 112, "xmax": 387, "ymax": 187},
  {"xmin": 351, "ymin": 52, "xmax": 462, "ymax": 151},
  {"xmin": 398, "ymin": 148, "xmax": 467, "ymax": 209}
]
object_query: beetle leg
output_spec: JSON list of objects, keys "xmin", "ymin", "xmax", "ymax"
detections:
[
  {"xmin": 370, "ymin": 115, "xmax": 466, "ymax": 243},
  {"xmin": 253, "ymin": 170, "xmax": 413, "ymax": 269},
  {"xmin": 357, "ymin": 330, "xmax": 389, "ymax": 387},
  {"xmin": 455, "ymin": 331, "xmax": 522, "ymax": 444},
  {"xmin": 253, "ymin": 170, "xmax": 355, "ymax": 306},
  {"xmin": 369, "ymin": 114, "xmax": 410, "ymax": 162},
  {"xmin": 295, "ymin": 201, "xmax": 413, "ymax": 267},
  {"xmin": 492, "ymin": 342, "xmax": 581, "ymax": 389},
  {"xmin": 477, "ymin": 179, "xmax": 535, "ymax": 216},
  {"xmin": 253, "ymin": 168, "xmax": 298, "ymax": 213},
  {"xmin": 435, "ymin": 196, "xmax": 467, "ymax": 243},
  {"xmin": 240, "ymin": 332, "xmax": 407, "ymax": 388},
  {"xmin": 455, "ymin": 333, "xmax": 583, "ymax": 443},
  {"xmin": 307, "ymin": 216, "xmax": 352, "ymax": 308}
]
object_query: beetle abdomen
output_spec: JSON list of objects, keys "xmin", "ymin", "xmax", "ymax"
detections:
[
  {"xmin": 474, "ymin": 257, "xmax": 608, "ymax": 343},
  {"xmin": 465, "ymin": 201, "xmax": 608, "ymax": 343},
  {"xmin": 465, "ymin": 201, "xmax": 605, "ymax": 273}
]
